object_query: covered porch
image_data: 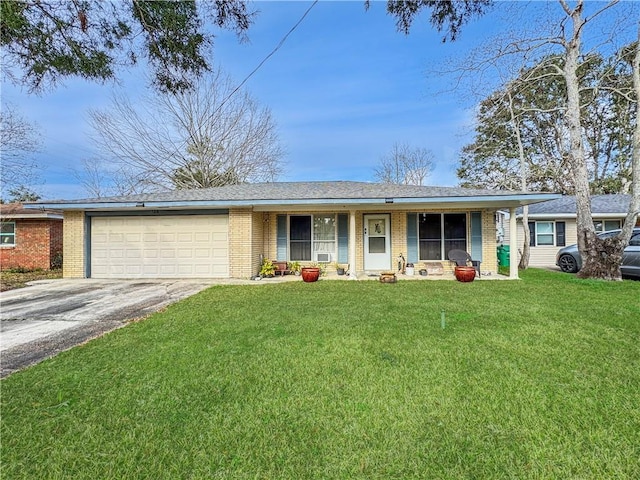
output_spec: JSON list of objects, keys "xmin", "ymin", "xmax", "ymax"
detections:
[{"xmin": 253, "ymin": 204, "xmax": 523, "ymax": 280}]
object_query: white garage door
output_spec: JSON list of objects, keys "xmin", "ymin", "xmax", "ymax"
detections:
[{"xmin": 91, "ymin": 215, "xmax": 229, "ymax": 278}]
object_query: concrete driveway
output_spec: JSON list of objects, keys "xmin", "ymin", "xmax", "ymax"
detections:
[{"xmin": 0, "ymin": 279, "xmax": 215, "ymax": 378}]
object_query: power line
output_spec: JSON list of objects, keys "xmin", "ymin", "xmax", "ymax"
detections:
[{"xmin": 211, "ymin": 0, "xmax": 319, "ymax": 119}]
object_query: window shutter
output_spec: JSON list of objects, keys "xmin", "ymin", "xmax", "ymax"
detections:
[
  {"xmin": 556, "ymin": 221, "xmax": 566, "ymax": 246},
  {"xmin": 337, "ymin": 214, "xmax": 348, "ymax": 263},
  {"xmin": 528, "ymin": 222, "xmax": 536, "ymax": 247},
  {"xmin": 276, "ymin": 215, "xmax": 287, "ymax": 260},
  {"xmin": 470, "ymin": 211, "xmax": 483, "ymax": 261},
  {"xmin": 406, "ymin": 213, "xmax": 418, "ymax": 263}
]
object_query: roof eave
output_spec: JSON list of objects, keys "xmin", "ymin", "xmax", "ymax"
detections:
[
  {"xmin": 26, "ymin": 193, "xmax": 561, "ymax": 212},
  {"xmin": 1, "ymin": 212, "xmax": 64, "ymax": 220},
  {"xmin": 518, "ymin": 212, "xmax": 629, "ymax": 220}
]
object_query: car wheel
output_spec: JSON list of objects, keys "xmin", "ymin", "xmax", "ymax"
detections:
[{"xmin": 558, "ymin": 254, "xmax": 578, "ymax": 273}]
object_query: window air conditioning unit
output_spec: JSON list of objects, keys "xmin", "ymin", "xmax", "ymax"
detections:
[{"xmin": 316, "ymin": 253, "xmax": 331, "ymax": 263}]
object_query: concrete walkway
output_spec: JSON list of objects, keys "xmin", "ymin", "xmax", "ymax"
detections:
[{"xmin": 0, "ymin": 279, "xmax": 215, "ymax": 377}]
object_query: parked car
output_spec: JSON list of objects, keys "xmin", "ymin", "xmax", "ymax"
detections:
[{"xmin": 556, "ymin": 228, "xmax": 640, "ymax": 278}]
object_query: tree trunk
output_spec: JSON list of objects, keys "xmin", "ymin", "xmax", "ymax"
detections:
[
  {"xmin": 562, "ymin": 1, "xmax": 616, "ymax": 279},
  {"xmin": 578, "ymin": 18, "xmax": 640, "ymax": 279},
  {"xmin": 508, "ymin": 88, "xmax": 530, "ymax": 270}
]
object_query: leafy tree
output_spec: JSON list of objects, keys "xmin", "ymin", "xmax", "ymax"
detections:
[
  {"xmin": 6, "ymin": 186, "xmax": 41, "ymax": 203},
  {"xmin": 458, "ymin": 52, "xmax": 635, "ymax": 195},
  {"xmin": 370, "ymin": 0, "xmax": 493, "ymax": 42},
  {"xmin": 1, "ymin": 0, "xmax": 254, "ymax": 93},
  {"xmin": 374, "ymin": 143, "xmax": 434, "ymax": 185},
  {"xmin": 85, "ymin": 69, "xmax": 284, "ymax": 194}
]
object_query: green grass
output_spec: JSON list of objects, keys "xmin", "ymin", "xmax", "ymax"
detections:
[{"xmin": 2, "ymin": 269, "xmax": 639, "ymax": 479}]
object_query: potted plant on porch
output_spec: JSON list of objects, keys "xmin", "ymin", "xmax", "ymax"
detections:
[
  {"xmin": 259, "ymin": 258, "xmax": 276, "ymax": 278},
  {"xmin": 454, "ymin": 266, "xmax": 476, "ymax": 282},
  {"xmin": 287, "ymin": 261, "xmax": 301, "ymax": 276},
  {"xmin": 301, "ymin": 262, "xmax": 324, "ymax": 282}
]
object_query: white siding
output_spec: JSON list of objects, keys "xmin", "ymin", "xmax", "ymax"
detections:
[{"xmin": 515, "ymin": 220, "xmax": 578, "ymax": 267}]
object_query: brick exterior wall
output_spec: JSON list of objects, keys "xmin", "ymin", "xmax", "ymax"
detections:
[
  {"xmin": 251, "ymin": 211, "xmax": 264, "ymax": 276},
  {"xmin": 0, "ymin": 219, "xmax": 63, "ymax": 270},
  {"xmin": 228, "ymin": 208, "xmax": 257, "ymax": 278},
  {"xmin": 481, "ymin": 209, "xmax": 498, "ymax": 273},
  {"xmin": 63, "ymin": 211, "xmax": 86, "ymax": 278}
]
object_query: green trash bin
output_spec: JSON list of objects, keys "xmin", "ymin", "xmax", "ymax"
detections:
[{"xmin": 497, "ymin": 245, "xmax": 510, "ymax": 267}]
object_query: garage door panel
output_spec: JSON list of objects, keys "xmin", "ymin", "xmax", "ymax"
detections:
[
  {"xmin": 160, "ymin": 249, "xmax": 175, "ymax": 259},
  {"xmin": 160, "ymin": 233, "xmax": 176, "ymax": 243},
  {"xmin": 159, "ymin": 265, "xmax": 178, "ymax": 275},
  {"xmin": 178, "ymin": 249, "xmax": 194, "ymax": 259},
  {"xmin": 91, "ymin": 215, "xmax": 229, "ymax": 279}
]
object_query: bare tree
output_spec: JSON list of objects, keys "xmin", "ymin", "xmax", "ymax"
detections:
[
  {"xmin": 0, "ymin": 103, "xmax": 41, "ymax": 200},
  {"xmin": 72, "ymin": 158, "xmax": 145, "ymax": 198},
  {"xmin": 408, "ymin": 0, "xmax": 638, "ymax": 279},
  {"xmin": 555, "ymin": 1, "xmax": 639, "ymax": 280},
  {"xmin": 87, "ymin": 69, "xmax": 285, "ymax": 193},
  {"xmin": 374, "ymin": 142, "xmax": 434, "ymax": 185}
]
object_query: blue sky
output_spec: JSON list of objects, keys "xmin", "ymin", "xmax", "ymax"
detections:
[{"xmin": 2, "ymin": 1, "xmax": 636, "ymax": 200}]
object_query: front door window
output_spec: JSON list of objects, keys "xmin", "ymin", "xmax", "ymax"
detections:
[{"xmin": 364, "ymin": 214, "xmax": 391, "ymax": 270}]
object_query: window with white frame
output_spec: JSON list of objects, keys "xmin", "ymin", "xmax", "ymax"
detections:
[
  {"xmin": 535, "ymin": 221, "xmax": 555, "ymax": 245},
  {"xmin": 418, "ymin": 213, "xmax": 467, "ymax": 260},
  {"xmin": 593, "ymin": 220, "xmax": 621, "ymax": 232},
  {"xmin": 1, "ymin": 222, "xmax": 16, "ymax": 246},
  {"xmin": 528, "ymin": 221, "xmax": 565, "ymax": 247},
  {"xmin": 313, "ymin": 215, "xmax": 336, "ymax": 259},
  {"xmin": 289, "ymin": 214, "xmax": 336, "ymax": 262}
]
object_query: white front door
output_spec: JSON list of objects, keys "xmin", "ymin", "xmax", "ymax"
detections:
[{"xmin": 364, "ymin": 214, "xmax": 391, "ymax": 270}]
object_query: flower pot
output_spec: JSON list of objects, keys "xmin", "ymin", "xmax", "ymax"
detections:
[
  {"xmin": 336, "ymin": 267, "xmax": 345, "ymax": 275},
  {"xmin": 454, "ymin": 266, "xmax": 476, "ymax": 282},
  {"xmin": 301, "ymin": 267, "xmax": 320, "ymax": 282}
]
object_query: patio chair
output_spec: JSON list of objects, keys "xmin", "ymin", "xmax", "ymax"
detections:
[
  {"xmin": 448, "ymin": 249, "xmax": 481, "ymax": 277},
  {"xmin": 273, "ymin": 261, "xmax": 290, "ymax": 276}
]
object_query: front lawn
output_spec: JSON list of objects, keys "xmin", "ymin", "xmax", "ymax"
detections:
[{"xmin": 2, "ymin": 269, "xmax": 639, "ymax": 479}]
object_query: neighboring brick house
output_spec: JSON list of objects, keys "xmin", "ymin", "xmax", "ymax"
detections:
[
  {"xmin": 27, "ymin": 182, "xmax": 559, "ymax": 280},
  {"xmin": 0, "ymin": 203, "xmax": 63, "ymax": 270}
]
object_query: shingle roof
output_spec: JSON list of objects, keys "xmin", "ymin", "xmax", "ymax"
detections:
[
  {"xmin": 521, "ymin": 194, "xmax": 631, "ymax": 215},
  {"xmin": 34, "ymin": 181, "xmax": 535, "ymax": 205},
  {"xmin": 0, "ymin": 203, "xmax": 63, "ymax": 219}
]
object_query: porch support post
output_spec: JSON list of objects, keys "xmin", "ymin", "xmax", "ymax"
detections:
[
  {"xmin": 348, "ymin": 210, "xmax": 358, "ymax": 279},
  {"xmin": 509, "ymin": 207, "xmax": 519, "ymax": 279}
]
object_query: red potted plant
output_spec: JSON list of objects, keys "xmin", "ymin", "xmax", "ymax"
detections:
[
  {"xmin": 301, "ymin": 263, "xmax": 321, "ymax": 282},
  {"xmin": 454, "ymin": 266, "xmax": 476, "ymax": 282}
]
